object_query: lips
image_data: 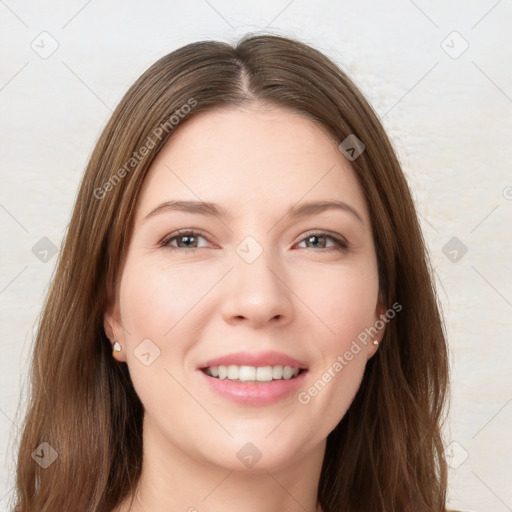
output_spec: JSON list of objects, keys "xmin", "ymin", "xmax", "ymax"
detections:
[{"xmin": 197, "ymin": 350, "xmax": 308, "ymax": 370}]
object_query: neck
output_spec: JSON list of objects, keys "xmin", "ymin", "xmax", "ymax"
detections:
[{"xmin": 116, "ymin": 414, "xmax": 325, "ymax": 512}]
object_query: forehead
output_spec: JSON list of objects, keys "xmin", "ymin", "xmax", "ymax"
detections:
[{"xmin": 135, "ymin": 105, "xmax": 370, "ymax": 224}]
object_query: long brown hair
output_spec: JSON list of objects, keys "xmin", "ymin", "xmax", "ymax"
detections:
[{"xmin": 11, "ymin": 34, "xmax": 449, "ymax": 511}]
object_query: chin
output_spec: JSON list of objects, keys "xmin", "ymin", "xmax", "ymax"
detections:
[{"xmin": 197, "ymin": 430, "xmax": 314, "ymax": 473}]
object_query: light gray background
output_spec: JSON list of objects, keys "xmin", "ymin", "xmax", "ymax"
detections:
[{"xmin": 1, "ymin": 1, "xmax": 511, "ymax": 511}]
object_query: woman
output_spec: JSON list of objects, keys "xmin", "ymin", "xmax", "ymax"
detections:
[{"xmin": 12, "ymin": 34, "xmax": 451, "ymax": 511}]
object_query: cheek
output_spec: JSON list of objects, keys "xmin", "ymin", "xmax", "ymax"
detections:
[
  {"xmin": 301, "ymin": 263, "xmax": 379, "ymax": 344},
  {"xmin": 119, "ymin": 258, "xmax": 212, "ymax": 340},
  {"xmin": 117, "ymin": 260, "xmax": 200, "ymax": 419},
  {"xmin": 293, "ymin": 265, "xmax": 378, "ymax": 431},
  {"xmin": 300, "ymin": 353, "xmax": 367, "ymax": 441}
]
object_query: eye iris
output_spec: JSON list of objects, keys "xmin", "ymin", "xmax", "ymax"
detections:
[
  {"xmin": 307, "ymin": 235, "xmax": 326, "ymax": 248},
  {"xmin": 177, "ymin": 235, "xmax": 197, "ymax": 248}
]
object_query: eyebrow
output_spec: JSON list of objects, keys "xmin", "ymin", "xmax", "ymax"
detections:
[{"xmin": 141, "ymin": 199, "xmax": 364, "ymax": 224}]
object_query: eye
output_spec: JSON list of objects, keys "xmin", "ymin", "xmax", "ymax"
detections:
[
  {"xmin": 159, "ymin": 229, "xmax": 349, "ymax": 253},
  {"xmin": 295, "ymin": 231, "xmax": 349, "ymax": 251},
  {"xmin": 159, "ymin": 229, "xmax": 211, "ymax": 252}
]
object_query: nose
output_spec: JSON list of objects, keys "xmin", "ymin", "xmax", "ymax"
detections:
[{"xmin": 220, "ymin": 246, "xmax": 294, "ymax": 329}]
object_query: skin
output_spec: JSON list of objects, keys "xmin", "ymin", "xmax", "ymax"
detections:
[{"xmin": 105, "ymin": 103, "xmax": 385, "ymax": 512}]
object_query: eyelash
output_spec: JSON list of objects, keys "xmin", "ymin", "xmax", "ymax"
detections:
[{"xmin": 159, "ymin": 229, "xmax": 349, "ymax": 253}]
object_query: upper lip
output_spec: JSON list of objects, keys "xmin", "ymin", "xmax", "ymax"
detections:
[{"xmin": 198, "ymin": 350, "xmax": 308, "ymax": 370}]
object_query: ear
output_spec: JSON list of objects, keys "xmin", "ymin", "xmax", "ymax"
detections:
[
  {"xmin": 103, "ymin": 299, "xmax": 127, "ymax": 363},
  {"xmin": 366, "ymin": 293, "xmax": 387, "ymax": 360}
]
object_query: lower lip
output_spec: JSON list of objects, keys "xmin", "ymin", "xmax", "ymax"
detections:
[{"xmin": 198, "ymin": 369, "xmax": 308, "ymax": 406}]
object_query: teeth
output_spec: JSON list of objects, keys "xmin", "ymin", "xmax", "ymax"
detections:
[
  {"xmin": 239, "ymin": 365, "xmax": 256, "ymax": 381},
  {"xmin": 205, "ymin": 365, "xmax": 301, "ymax": 382},
  {"xmin": 218, "ymin": 366, "xmax": 228, "ymax": 379},
  {"xmin": 227, "ymin": 365, "xmax": 239, "ymax": 380},
  {"xmin": 282, "ymin": 366, "xmax": 294, "ymax": 379},
  {"xmin": 272, "ymin": 365, "xmax": 283, "ymax": 379}
]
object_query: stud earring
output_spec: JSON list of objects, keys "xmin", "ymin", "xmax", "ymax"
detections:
[
  {"xmin": 112, "ymin": 341, "xmax": 121, "ymax": 355},
  {"xmin": 373, "ymin": 339, "xmax": 379, "ymax": 346}
]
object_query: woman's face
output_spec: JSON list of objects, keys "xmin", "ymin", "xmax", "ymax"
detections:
[{"xmin": 105, "ymin": 104, "xmax": 384, "ymax": 472}]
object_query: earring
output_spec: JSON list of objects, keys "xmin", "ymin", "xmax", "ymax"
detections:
[
  {"xmin": 373, "ymin": 340, "xmax": 379, "ymax": 346},
  {"xmin": 112, "ymin": 341, "xmax": 121, "ymax": 355}
]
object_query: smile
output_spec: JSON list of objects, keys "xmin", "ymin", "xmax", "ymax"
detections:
[{"xmin": 202, "ymin": 364, "xmax": 304, "ymax": 382}]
